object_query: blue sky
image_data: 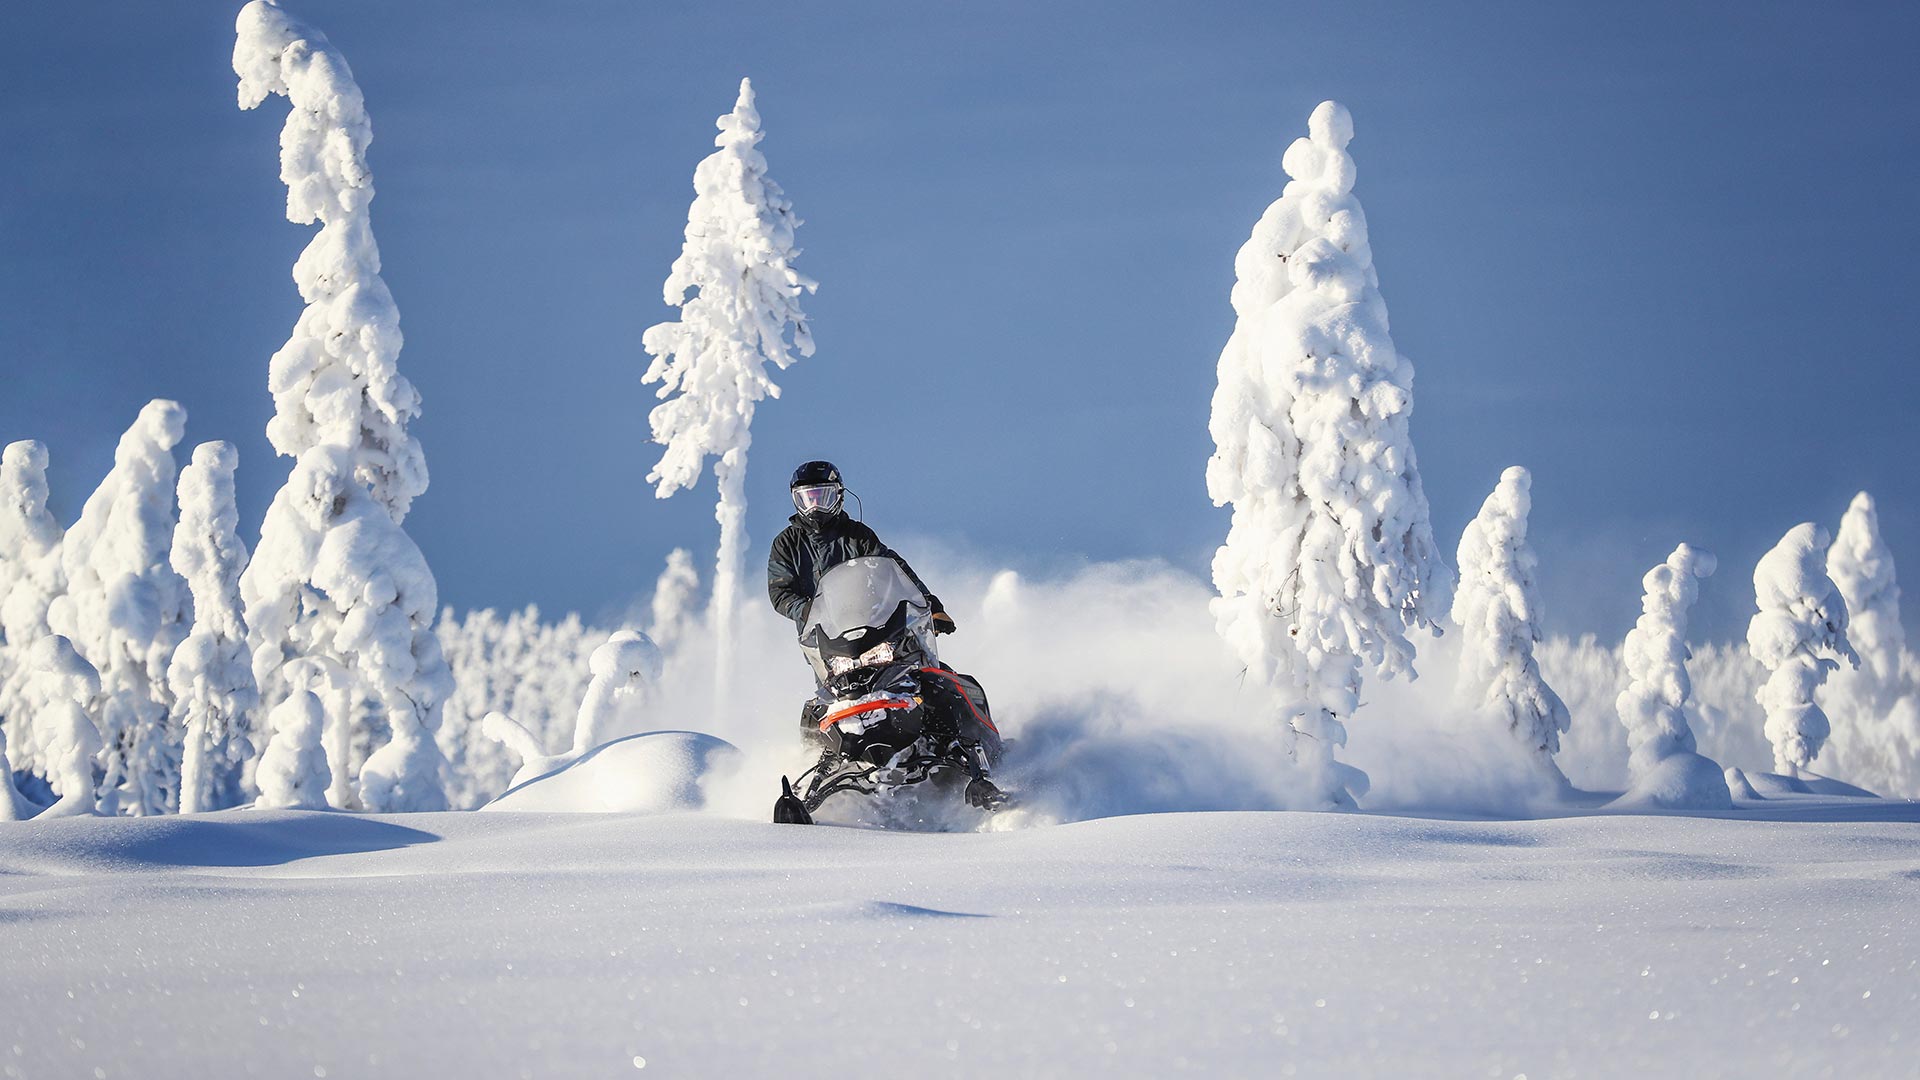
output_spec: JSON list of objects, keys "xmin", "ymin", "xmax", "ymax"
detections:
[{"xmin": 2, "ymin": 0, "xmax": 1915, "ymax": 641}]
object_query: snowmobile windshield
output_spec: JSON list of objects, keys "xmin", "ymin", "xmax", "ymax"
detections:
[
  {"xmin": 792, "ymin": 483, "xmax": 842, "ymax": 515},
  {"xmin": 802, "ymin": 556, "xmax": 929, "ymax": 644}
]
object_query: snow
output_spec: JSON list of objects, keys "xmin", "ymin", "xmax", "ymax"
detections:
[
  {"xmin": 1615, "ymin": 544, "xmax": 1731, "ymax": 810},
  {"xmin": 1749, "ymin": 523, "xmax": 1857, "ymax": 776},
  {"xmin": 481, "ymin": 730, "xmax": 741, "ymax": 813},
  {"xmin": 1207, "ymin": 100, "xmax": 1450, "ymax": 810},
  {"xmin": 641, "ymin": 77, "xmax": 816, "ymax": 696},
  {"xmin": 1, "ymin": 803, "xmax": 1914, "ymax": 1078},
  {"xmin": 1451, "ymin": 465, "xmax": 1570, "ymax": 787}
]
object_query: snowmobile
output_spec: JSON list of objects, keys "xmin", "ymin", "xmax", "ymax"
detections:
[{"xmin": 773, "ymin": 556, "xmax": 1006, "ymax": 825}]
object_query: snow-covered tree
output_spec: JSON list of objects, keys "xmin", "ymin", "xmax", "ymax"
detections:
[
  {"xmin": 648, "ymin": 547, "xmax": 700, "ymax": 655},
  {"xmin": 47, "ymin": 400, "xmax": 189, "ymax": 816},
  {"xmin": 25, "ymin": 636, "xmax": 103, "ymax": 818},
  {"xmin": 0, "ymin": 440, "xmax": 66, "ymax": 778},
  {"xmin": 570, "ymin": 630, "xmax": 664, "ymax": 754},
  {"xmin": 1452, "ymin": 466, "xmax": 1570, "ymax": 785},
  {"xmin": 642, "ymin": 78, "xmax": 815, "ymax": 693},
  {"xmin": 1823, "ymin": 492, "xmax": 1918, "ymax": 795},
  {"xmin": 1748, "ymin": 523, "xmax": 1858, "ymax": 777},
  {"xmin": 1613, "ymin": 544, "xmax": 1731, "ymax": 810},
  {"xmin": 168, "ymin": 442, "xmax": 259, "ymax": 813},
  {"xmin": 1206, "ymin": 100, "xmax": 1451, "ymax": 808},
  {"xmin": 235, "ymin": 0, "xmax": 453, "ymax": 811},
  {"xmin": 255, "ymin": 659, "xmax": 331, "ymax": 810},
  {"xmin": 0, "ymin": 722, "xmax": 31, "ymax": 820}
]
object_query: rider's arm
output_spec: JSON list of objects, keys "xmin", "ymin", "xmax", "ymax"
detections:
[
  {"xmin": 846, "ymin": 522, "xmax": 944, "ymax": 615},
  {"xmin": 767, "ymin": 530, "xmax": 813, "ymax": 624}
]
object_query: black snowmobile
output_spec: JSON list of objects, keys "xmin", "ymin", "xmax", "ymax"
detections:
[{"xmin": 773, "ymin": 556, "xmax": 1006, "ymax": 825}]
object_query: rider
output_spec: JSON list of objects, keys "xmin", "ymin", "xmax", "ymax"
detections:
[{"xmin": 766, "ymin": 460, "xmax": 956, "ymax": 637}]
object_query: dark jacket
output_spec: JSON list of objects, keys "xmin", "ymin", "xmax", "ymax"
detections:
[{"xmin": 767, "ymin": 511, "xmax": 943, "ymax": 627}]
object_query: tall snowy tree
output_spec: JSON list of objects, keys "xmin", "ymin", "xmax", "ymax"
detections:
[
  {"xmin": 234, "ymin": 0, "xmax": 453, "ymax": 811},
  {"xmin": 47, "ymin": 400, "xmax": 189, "ymax": 816},
  {"xmin": 1823, "ymin": 492, "xmax": 1917, "ymax": 794},
  {"xmin": 0, "ymin": 440, "xmax": 66, "ymax": 779},
  {"xmin": 1748, "ymin": 523, "xmax": 1857, "ymax": 777},
  {"xmin": 642, "ymin": 77, "xmax": 815, "ymax": 694},
  {"xmin": 168, "ymin": 442, "xmax": 260, "ymax": 813},
  {"xmin": 1207, "ymin": 100, "xmax": 1451, "ymax": 808},
  {"xmin": 1451, "ymin": 466, "xmax": 1570, "ymax": 786},
  {"xmin": 1614, "ymin": 544, "xmax": 1731, "ymax": 810}
]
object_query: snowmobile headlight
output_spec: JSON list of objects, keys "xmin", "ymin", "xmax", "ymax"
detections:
[
  {"xmin": 858, "ymin": 642, "xmax": 895, "ymax": 668},
  {"xmin": 827, "ymin": 655, "xmax": 858, "ymax": 677}
]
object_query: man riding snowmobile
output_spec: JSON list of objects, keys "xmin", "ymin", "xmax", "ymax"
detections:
[
  {"xmin": 767, "ymin": 460, "xmax": 955, "ymax": 636},
  {"xmin": 767, "ymin": 461, "xmax": 1004, "ymax": 823}
]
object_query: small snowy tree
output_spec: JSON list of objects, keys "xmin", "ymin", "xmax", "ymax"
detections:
[
  {"xmin": 1614, "ymin": 544, "xmax": 1731, "ymax": 810},
  {"xmin": 1206, "ymin": 100, "xmax": 1451, "ymax": 808},
  {"xmin": 1748, "ymin": 523, "xmax": 1858, "ymax": 777},
  {"xmin": 168, "ymin": 443, "xmax": 260, "ymax": 813},
  {"xmin": 47, "ymin": 400, "xmax": 190, "ymax": 816},
  {"xmin": 1824, "ymin": 492, "xmax": 1918, "ymax": 795},
  {"xmin": 647, "ymin": 547, "xmax": 700, "ymax": 655},
  {"xmin": 570, "ymin": 630, "xmax": 664, "ymax": 754},
  {"xmin": 642, "ymin": 78, "xmax": 815, "ymax": 694},
  {"xmin": 255, "ymin": 660, "xmax": 331, "ymax": 810},
  {"xmin": 1451, "ymin": 466, "xmax": 1570, "ymax": 786},
  {"xmin": 235, "ymin": 0, "xmax": 453, "ymax": 811},
  {"xmin": 0, "ymin": 723, "xmax": 31, "ymax": 820},
  {"xmin": 0, "ymin": 440, "xmax": 66, "ymax": 778},
  {"xmin": 25, "ymin": 636, "xmax": 104, "ymax": 818}
]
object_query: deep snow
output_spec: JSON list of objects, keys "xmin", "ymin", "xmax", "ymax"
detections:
[{"xmin": 1, "ymin": 800, "xmax": 1914, "ymax": 1079}]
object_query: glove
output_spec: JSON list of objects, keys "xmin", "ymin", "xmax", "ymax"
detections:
[{"xmin": 931, "ymin": 611, "xmax": 957, "ymax": 635}]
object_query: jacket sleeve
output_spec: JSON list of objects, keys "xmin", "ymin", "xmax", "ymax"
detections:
[
  {"xmin": 846, "ymin": 522, "xmax": 944, "ymax": 615},
  {"xmin": 767, "ymin": 530, "xmax": 812, "ymax": 625}
]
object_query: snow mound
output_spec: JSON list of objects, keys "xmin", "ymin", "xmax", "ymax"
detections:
[
  {"xmin": 1743, "ymin": 769, "xmax": 1878, "ymax": 799},
  {"xmin": 1612, "ymin": 751, "xmax": 1732, "ymax": 811},
  {"xmin": 481, "ymin": 730, "xmax": 741, "ymax": 814}
]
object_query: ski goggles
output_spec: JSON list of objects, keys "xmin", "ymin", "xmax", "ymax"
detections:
[{"xmin": 792, "ymin": 483, "xmax": 843, "ymax": 514}]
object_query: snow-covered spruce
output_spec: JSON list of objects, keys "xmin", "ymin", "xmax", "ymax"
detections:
[
  {"xmin": 255, "ymin": 660, "xmax": 331, "ymax": 810},
  {"xmin": 1822, "ymin": 492, "xmax": 1918, "ymax": 794},
  {"xmin": 235, "ymin": 1, "xmax": 452, "ymax": 811},
  {"xmin": 0, "ymin": 440, "xmax": 67, "ymax": 779},
  {"xmin": 167, "ymin": 443, "xmax": 260, "ymax": 813},
  {"xmin": 24, "ymin": 636, "xmax": 103, "ymax": 817},
  {"xmin": 1613, "ymin": 544, "xmax": 1731, "ymax": 810},
  {"xmin": 1748, "ymin": 523, "xmax": 1858, "ymax": 778},
  {"xmin": 0, "ymin": 722, "xmax": 31, "ymax": 820},
  {"xmin": 46, "ymin": 401, "xmax": 189, "ymax": 816},
  {"xmin": 1451, "ymin": 466, "xmax": 1570, "ymax": 788},
  {"xmin": 1206, "ymin": 100, "xmax": 1450, "ymax": 808},
  {"xmin": 641, "ymin": 78, "xmax": 815, "ymax": 695},
  {"xmin": 570, "ymin": 630, "xmax": 664, "ymax": 754}
]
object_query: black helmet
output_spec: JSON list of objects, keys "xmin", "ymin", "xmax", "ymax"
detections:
[{"xmin": 790, "ymin": 460, "xmax": 844, "ymax": 520}]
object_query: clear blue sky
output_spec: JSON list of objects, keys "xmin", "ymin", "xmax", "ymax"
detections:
[{"xmin": 3, "ymin": 0, "xmax": 1915, "ymax": 641}]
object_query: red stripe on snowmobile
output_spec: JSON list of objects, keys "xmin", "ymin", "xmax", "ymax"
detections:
[
  {"xmin": 819, "ymin": 699, "xmax": 914, "ymax": 731},
  {"xmin": 918, "ymin": 667, "xmax": 1000, "ymax": 735}
]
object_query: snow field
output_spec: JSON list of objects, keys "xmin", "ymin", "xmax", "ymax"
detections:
[{"xmin": 0, "ymin": 805, "xmax": 1913, "ymax": 1079}]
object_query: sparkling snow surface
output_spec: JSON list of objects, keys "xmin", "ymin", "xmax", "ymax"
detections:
[{"xmin": 2, "ymin": 803, "xmax": 1914, "ymax": 1078}]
